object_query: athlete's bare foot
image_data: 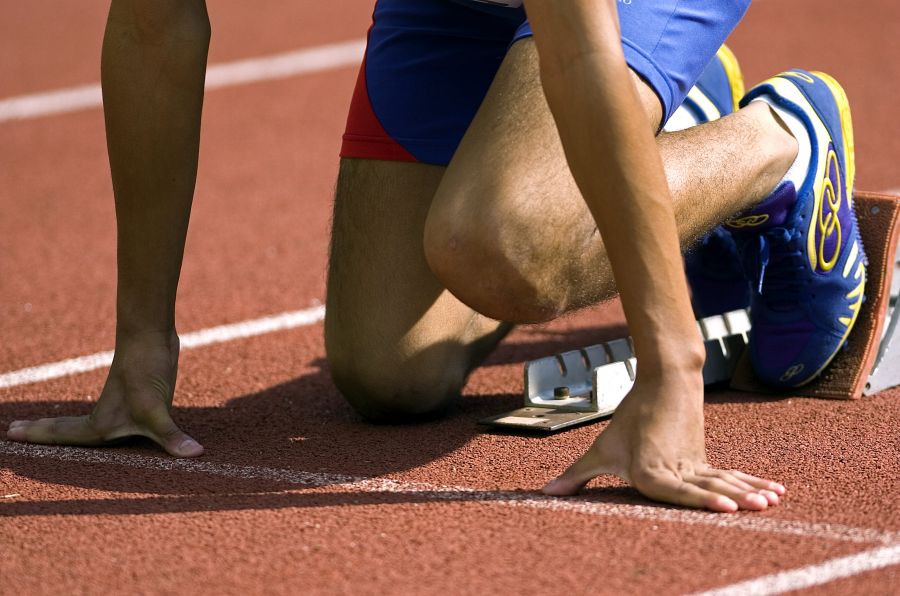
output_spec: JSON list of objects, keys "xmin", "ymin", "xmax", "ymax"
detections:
[
  {"xmin": 6, "ymin": 331, "xmax": 202, "ymax": 457},
  {"xmin": 542, "ymin": 371, "xmax": 785, "ymax": 512}
]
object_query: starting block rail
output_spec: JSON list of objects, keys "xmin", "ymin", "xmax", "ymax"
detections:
[{"xmin": 479, "ymin": 309, "xmax": 751, "ymax": 432}]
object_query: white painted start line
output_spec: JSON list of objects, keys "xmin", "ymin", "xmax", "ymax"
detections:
[
  {"xmin": 1, "ymin": 442, "xmax": 898, "ymax": 595},
  {"xmin": 691, "ymin": 544, "xmax": 900, "ymax": 596},
  {"xmin": 0, "ymin": 38, "xmax": 366, "ymax": 123},
  {"xmin": 0, "ymin": 305, "xmax": 325, "ymax": 390}
]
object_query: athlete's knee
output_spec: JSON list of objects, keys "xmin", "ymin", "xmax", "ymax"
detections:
[
  {"xmin": 325, "ymin": 326, "xmax": 468, "ymax": 423},
  {"xmin": 423, "ymin": 185, "xmax": 568, "ymax": 324},
  {"xmin": 109, "ymin": 0, "xmax": 211, "ymax": 46}
]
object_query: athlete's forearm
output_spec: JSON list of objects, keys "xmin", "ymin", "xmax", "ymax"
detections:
[
  {"xmin": 102, "ymin": 1, "xmax": 210, "ymax": 338},
  {"xmin": 525, "ymin": 0, "xmax": 704, "ymax": 374}
]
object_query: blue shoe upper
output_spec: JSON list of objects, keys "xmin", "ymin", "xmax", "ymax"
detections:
[
  {"xmin": 740, "ymin": 69, "xmax": 850, "ymax": 225},
  {"xmin": 685, "ymin": 226, "xmax": 750, "ymax": 317},
  {"xmin": 727, "ymin": 70, "xmax": 866, "ymax": 387}
]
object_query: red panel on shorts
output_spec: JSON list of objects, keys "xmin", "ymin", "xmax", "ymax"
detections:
[{"xmin": 340, "ymin": 59, "xmax": 417, "ymax": 162}]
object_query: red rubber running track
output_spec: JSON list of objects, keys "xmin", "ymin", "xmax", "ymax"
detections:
[{"xmin": 1, "ymin": 1, "xmax": 898, "ymax": 594}]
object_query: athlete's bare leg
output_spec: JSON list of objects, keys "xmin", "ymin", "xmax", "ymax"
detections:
[
  {"xmin": 424, "ymin": 38, "xmax": 796, "ymax": 323},
  {"xmin": 325, "ymin": 160, "xmax": 511, "ymax": 422},
  {"xmin": 327, "ymin": 39, "xmax": 795, "ymax": 420}
]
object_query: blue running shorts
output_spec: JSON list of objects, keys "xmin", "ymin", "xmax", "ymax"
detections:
[{"xmin": 341, "ymin": 0, "xmax": 751, "ymax": 165}]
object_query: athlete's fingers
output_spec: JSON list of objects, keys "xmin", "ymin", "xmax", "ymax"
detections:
[
  {"xmin": 542, "ymin": 447, "xmax": 612, "ymax": 496},
  {"xmin": 728, "ymin": 469, "xmax": 787, "ymax": 495},
  {"xmin": 698, "ymin": 468, "xmax": 780, "ymax": 506},
  {"xmin": 634, "ymin": 473, "xmax": 740, "ymax": 513},
  {"xmin": 687, "ymin": 474, "xmax": 769, "ymax": 511},
  {"xmin": 5, "ymin": 416, "xmax": 104, "ymax": 445}
]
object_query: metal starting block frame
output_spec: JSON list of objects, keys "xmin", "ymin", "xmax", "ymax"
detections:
[
  {"xmin": 479, "ymin": 310, "xmax": 751, "ymax": 432},
  {"xmin": 861, "ymin": 236, "xmax": 900, "ymax": 395}
]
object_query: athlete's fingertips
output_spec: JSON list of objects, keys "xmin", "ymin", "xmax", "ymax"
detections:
[
  {"xmin": 759, "ymin": 489, "xmax": 780, "ymax": 505},
  {"xmin": 169, "ymin": 436, "xmax": 203, "ymax": 457},
  {"xmin": 8, "ymin": 420, "xmax": 26, "ymax": 429},
  {"xmin": 174, "ymin": 438, "xmax": 203, "ymax": 457},
  {"xmin": 743, "ymin": 492, "xmax": 769, "ymax": 510},
  {"xmin": 770, "ymin": 482, "xmax": 787, "ymax": 495},
  {"xmin": 711, "ymin": 495, "xmax": 739, "ymax": 513}
]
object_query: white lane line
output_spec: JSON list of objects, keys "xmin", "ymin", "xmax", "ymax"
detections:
[
  {"xmin": 0, "ymin": 38, "xmax": 365, "ymax": 123},
  {"xmin": 2, "ymin": 443, "xmax": 897, "ymax": 546},
  {"xmin": 0, "ymin": 304, "xmax": 325, "ymax": 390},
  {"xmin": 0, "ymin": 442, "xmax": 354, "ymax": 486},
  {"xmin": 692, "ymin": 543, "xmax": 900, "ymax": 596}
]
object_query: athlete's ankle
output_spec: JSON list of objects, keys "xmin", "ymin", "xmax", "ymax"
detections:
[
  {"xmin": 732, "ymin": 101, "xmax": 799, "ymax": 203},
  {"xmin": 749, "ymin": 101, "xmax": 798, "ymax": 177}
]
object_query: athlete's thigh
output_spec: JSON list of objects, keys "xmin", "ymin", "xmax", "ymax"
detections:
[
  {"xmin": 328, "ymin": 0, "xmax": 518, "ymax": 363},
  {"xmin": 326, "ymin": 158, "xmax": 457, "ymax": 353},
  {"xmin": 428, "ymin": 37, "xmax": 616, "ymax": 313},
  {"xmin": 428, "ymin": 2, "xmax": 751, "ymax": 312}
]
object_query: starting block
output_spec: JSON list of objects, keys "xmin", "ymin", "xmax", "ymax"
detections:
[
  {"xmin": 480, "ymin": 192, "xmax": 900, "ymax": 433},
  {"xmin": 479, "ymin": 308, "xmax": 752, "ymax": 432}
]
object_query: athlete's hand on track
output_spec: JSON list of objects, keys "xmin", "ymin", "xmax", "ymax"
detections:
[
  {"xmin": 542, "ymin": 373, "xmax": 785, "ymax": 512},
  {"xmin": 6, "ymin": 332, "xmax": 203, "ymax": 457}
]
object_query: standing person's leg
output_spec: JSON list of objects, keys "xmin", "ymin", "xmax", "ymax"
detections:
[{"xmin": 7, "ymin": 0, "xmax": 210, "ymax": 455}]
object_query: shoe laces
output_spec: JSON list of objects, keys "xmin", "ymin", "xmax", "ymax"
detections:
[{"xmin": 750, "ymin": 227, "xmax": 807, "ymax": 309}]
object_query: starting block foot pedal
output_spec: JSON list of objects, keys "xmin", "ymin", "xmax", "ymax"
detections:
[{"xmin": 479, "ymin": 310, "xmax": 751, "ymax": 432}]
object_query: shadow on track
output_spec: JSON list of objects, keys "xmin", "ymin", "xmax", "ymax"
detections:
[
  {"xmin": 0, "ymin": 484, "xmax": 655, "ymax": 518},
  {"xmin": 0, "ymin": 326, "xmax": 634, "ymax": 505},
  {"xmin": 0, "ymin": 322, "xmax": 784, "ymax": 516}
]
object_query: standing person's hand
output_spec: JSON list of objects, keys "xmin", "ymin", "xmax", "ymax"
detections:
[{"xmin": 7, "ymin": 331, "xmax": 203, "ymax": 457}]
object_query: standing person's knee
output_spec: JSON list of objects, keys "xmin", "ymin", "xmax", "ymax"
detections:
[{"xmin": 325, "ymin": 330, "xmax": 469, "ymax": 423}]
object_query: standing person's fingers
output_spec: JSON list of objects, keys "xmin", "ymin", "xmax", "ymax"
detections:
[
  {"xmin": 138, "ymin": 410, "xmax": 203, "ymax": 457},
  {"xmin": 6, "ymin": 416, "xmax": 104, "ymax": 445}
]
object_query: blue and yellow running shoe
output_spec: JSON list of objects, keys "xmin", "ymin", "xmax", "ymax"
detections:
[
  {"xmin": 725, "ymin": 69, "xmax": 866, "ymax": 388},
  {"xmin": 685, "ymin": 226, "xmax": 751, "ymax": 317},
  {"xmin": 668, "ymin": 45, "xmax": 752, "ymax": 317}
]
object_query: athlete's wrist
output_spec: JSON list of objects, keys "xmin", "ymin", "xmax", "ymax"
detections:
[{"xmin": 632, "ymin": 334, "xmax": 706, "ymax": 380}]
